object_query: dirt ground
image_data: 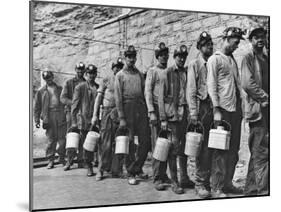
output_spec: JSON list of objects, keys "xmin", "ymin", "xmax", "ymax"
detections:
[{"xmin": 32, "ymin": 120, "xmax": 250, "ymax": 210}]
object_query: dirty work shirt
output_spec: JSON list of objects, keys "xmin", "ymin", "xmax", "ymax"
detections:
[
  {"xmin": 145, "ymin": 63, "xmax": 166, "ymax": 113},
  {"xmin": 187, "ymin": 54, "xmax": 208, "ymax": 119},
  {"xmin": 207, "ymin": 51, "xmax": 241, "ymax": 112},
  {"xmin": 114, "ymin": 66, "xmax": 145, "ymax": 119},
  {"xmin": 98, "ymin": 74, "xmax": 116, "ymax": 108},
  {"xmin": 47, "ymin": 86, "xmax": 60, "ymax": 108}
]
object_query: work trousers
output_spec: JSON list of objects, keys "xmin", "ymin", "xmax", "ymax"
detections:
[
  {"xmin": 45, "ymin": 110, "xmax": 66, "ymax": 161},
  {"xmin": 151, "ymin": 104, "xmax": 168, "ymax": 182},
  {"xmin": 244, "ymin": 113, "xmax": 269, "ymax": 195},
  {"xmin": 209, "ymin": 104, "xmax": 242, "ymax": 190},
  {"xmin": 96, "ymin": 107, "xmax": 123, "ymax": 174},
  {"xmin": 122, "ymin": 100, "xmax": 150, "ymax": 177},
  {"xmin": 166, "ymin": 106, "xmax": 189, "ymax": 184}
]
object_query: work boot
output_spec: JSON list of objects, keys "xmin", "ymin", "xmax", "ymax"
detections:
[
  {"xmin": 179, "ymin": 178, "xmax": 195, "ymax": 189},
  {"xmin": 223, "ymin": 184, "xmax": 244, "ymax": 194},
  {"xmin": 46, "ymin": 160, "xmax": 54, "ymax": 169},
  {"xmin": 95, "ymin": 171, "xmax": 103, "ymax": 181},
  {"xmin": 162, "ymin": 175, "xmax": 172, "ymax": 184},
  {"xmin": 128, "ymin": 176, "xmax": 137, "ymax": 185},
  {"xmin": 171, "ymin": 182, "xmax": 184, "ymax": 194},
  {"xmin": 63, "ymin": 161, "xmax": 71, "ymax": 171},
  {"xmin": 87, "ymin": 166, "xmax": 94, "ymax": 177},
  {"xmin": 154, "ymin": 180, "xmax": 165, "ymax": 191},
  {"xmin": 59, "ymin": 158, "xmax": 66, "ymax": 166},
  {"xmin": 211, "ymin": 189, "xmax": 227, "ymax": 198},
  {"xmin": 196, "ymin": 185, "xmax": 211, "ymax": 199},
  {"xmin": 136, "ymin": 172, "xmax": 149, "ymax": 180}
]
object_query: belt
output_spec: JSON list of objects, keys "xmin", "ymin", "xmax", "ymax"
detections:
[{"xmin": 48, "ymin": 107, "xmax": 63, "ymax": 112}]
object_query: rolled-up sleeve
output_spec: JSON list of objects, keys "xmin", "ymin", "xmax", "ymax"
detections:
[
  {"xmin": 207, "ymin": 56, "xmax": 219, "ymax": 108},
  {"xmin": 241, "ymin": 55, "xmax": 268, "ymax": 104},
  {"xmin": 114, "ymin": 73, "xmax": 125, "ymax": 119},
  {"xmin": 187, "ymin": 61, "xmax": 198, "ymax": 119},
  {"xmin": 145, "ymin": 68, "xmax": 155, "ymax": 113}
]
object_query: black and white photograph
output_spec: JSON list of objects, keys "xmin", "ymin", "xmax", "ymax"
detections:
[{"xmin": 29, "ymin": 0, "xmax": 269, "ymax": 211}]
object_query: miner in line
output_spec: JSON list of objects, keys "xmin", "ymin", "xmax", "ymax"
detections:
[
  {"xmin": 71, "ymin": 64, "xmax": 99, "ymax": 176},
  {"xmin": 207, "ymin": 27, "xmax": 245, "ymax": 197},
  {"xmin": 186, "ymin": 31, "xmax": 215, "ymax": 198},
  {"xmin": 158, "ymin": 45, "xmax": 195, "ymax": 194},
  {"xmin": 114, "ymin": 45, "xmax": 150, "ymax": 185},
  {"xmin": 91, "ymin": 58, "xmax": 125, "ymax": 181},
  {"xmin": 34, "ymin": 70, "xmax": 67, "ymax": 169},
  {"xmin": 241, "ymin": 27, "xmax": 269, "ymax": 195},
  {"xmin": 60, "ymin": 62, "xmax": 86, "ymax": 171},
  {"xmin": 145, "ymin": 42, "xmax": 172, "ymax": 191}
]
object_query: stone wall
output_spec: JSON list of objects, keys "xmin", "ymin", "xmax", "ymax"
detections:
[{"xmin": 32, "ymin": 2, "xmax": 269, "ymax": 87}]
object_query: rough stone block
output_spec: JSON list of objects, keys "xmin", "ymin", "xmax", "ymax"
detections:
[
  {"xmin": 209, "ymin": 26, "xmax": 226, "ymax": 38},
  {"xmin": 202, "ymin": 16, "xmax": 220, "ymax": 28},
  {"xmin": 173, "ymin": 21, "xmax": 182, "ymax": 31}
]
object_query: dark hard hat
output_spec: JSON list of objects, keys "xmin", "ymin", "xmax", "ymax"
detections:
[
  {"xmin": 197, "ymin": 31, "xmax": 213, "ymax": 49},
  {"xmin": 155, "ymin": 42, "xmax": 169, "ymax": 59},
  {"xmin": 173, "ymin": 44, "xmax": 188, "ymax": 58},
  {"xmin": 248, "ymin": 27, "xmax": 267, "ymax": 40},
  {"xmin": 222, "ymin": 27, "xmax": 245, "ymax": 40},
  {"xmin": 42, "ymin": 70, "xmax": 54, "ymax": 80},
  {"xmin": 124, "ymin": 45, "xmax": 137, "ymax": 57},
  {"xmin": 86, "ymin": 64, "xmax": 97, "ymax": 74},
  {"xmin": 112, "ymin": 57, "xmax": 124, "ymax": 69},
  {"xmin": 75, "ymin": 62, "xmax": 86, "ymax": 70}
]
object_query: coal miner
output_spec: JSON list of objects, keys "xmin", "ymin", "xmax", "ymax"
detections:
[
  {"xmin": 114, "ymin": 45, "xmax": 150, "ymax": 185},
  {"xmin": 207, "ymin": 27, "xmax": 244, "ymax": 197},
  {"xmin": 60, "ymin": 62, "xmax": 86, "ymax": 171},
  {"xmin": 241, "ymin": 27, "xmax": 269, "ymax": 195},
  {"xmin": 91, "ymin": 58, "xmax": 124, "ymax": 181},
  {"xmin": 158, "ymin": 45, "xmax": 195, "ymax": 194},
  {"xmin": 34, "ymin": 70, "xmax": 67, "ymax": 169},
  {"xmin": 70, "ymin": 64, "xmax": 99, "ymax": 176},
  {"xmin": 145, "ymin": 42, "xmax": 171, "ymax": 191},
  {"xmin": 186, "ymin": 31, "xmax": 215, "ymax": 198}
]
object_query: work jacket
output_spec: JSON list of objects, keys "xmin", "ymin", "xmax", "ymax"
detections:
[
  {"xmin": 158, "ymin": 64, "xmax": 188, "ymax": 122},
  {"xmin": 187, "ymin": 54, "xmax": 209, "ymax": 119},
  {"xmin": 60, "ymin": 76, "xmax": 86, "ymax": 111},
  {"xmin": 71, "ymin": 81, "xmax": 98, "ymax": 130},
  {"xmin": 241, "ymin": 48, "xmax": 269, "ymax": 122},
  {"xmin": 34, "ymin": 83, "xmax": 65, "ymax": 125},
  {"xmin": 207, "ymin": 50, "xmax": 242, "ymax": 112}
]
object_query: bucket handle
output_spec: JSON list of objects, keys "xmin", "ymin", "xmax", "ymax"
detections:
[
  {"xmin": 67, "ymin": 126, "xmax": 80, "ymax": 134},
  {"xmin": 211, "ymin": 120, "xmax": 231, "ymax": 132},
  {"xmin": 186, "ymin": 121, "xmax": 204, "ymax": 136},
  {"xmin": 89, "ymin": 124, "xmax": 99, "ymax": 133},
  {"xmin": 115, "ymin": 126, "xmax": 130, "ymax": 137}
]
